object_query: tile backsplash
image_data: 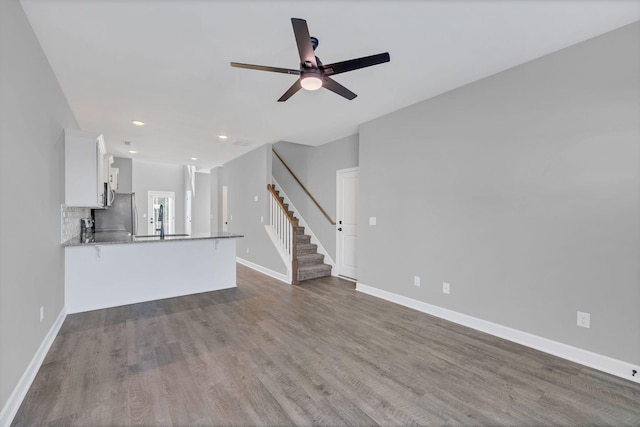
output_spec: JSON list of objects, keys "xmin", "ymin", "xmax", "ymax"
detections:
[{"xmin": 61, "ymin": 205, "xmax": 90, "ymax": 244}]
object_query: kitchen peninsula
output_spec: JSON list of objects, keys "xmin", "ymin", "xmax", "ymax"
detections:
[{"xmin": 63, "ymin": 232, "xmax": 243, "ymax": 313}]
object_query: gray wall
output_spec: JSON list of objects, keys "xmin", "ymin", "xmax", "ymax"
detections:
[
  {"xmin": 112, "ymin": 156, "xmax": 132, "ymax": 193},
  {"xmin": 132, "ymin": 160, "xmax": 185, "ymax": 235},
  {"xmin": 358, "ymin": 22, "xmax": 640, "ymax": 365},
  {"xmin": 210, "ymin": 167, "xmax": 221, "ymax": 232},
  {"xmin": 192, "ymin": 172, "xmax": 211, "ymax": 235},
  {"xmin": 220, "ymin": 144, "xmax": 286, "ymax": 274},
  {"xmin": 0, "ymin": 0, "xmax": 78, "ymax": 413},
  {"xmin": 273, "ymin": 135, "xmax": 359, "ymax": 261}
]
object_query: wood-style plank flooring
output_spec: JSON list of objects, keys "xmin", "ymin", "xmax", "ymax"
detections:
[{"xmin": 12, "ymin": 264, "xmax": 640, "ymax": 426}]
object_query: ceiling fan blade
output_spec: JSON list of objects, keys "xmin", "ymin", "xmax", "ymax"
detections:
[
  {"xmin": 230, "ymin": 62, "xmax": 300, "ymax": 75},
  {"xmin": 291, "ymin": 18, "xmax": 317, "ymax": 68},
  {"xmin": 322, "ymin": 52, "xmax": 390, "ymax": 76},
  {"xmin": 322, "ymin": 77, "xmax": 357, "ymax": 100},
  {"xmin": 277, "ymin": 79, "xmax": 302, "ymax": 102}
]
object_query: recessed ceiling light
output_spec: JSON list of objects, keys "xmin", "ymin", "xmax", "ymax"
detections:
[
  {"xmin": 190, "ymin": 157, "xmax": 198, "ymax": 161},
  {"xmin": 128, "ymin": 150, "xmax": 137, "ymax": 154},
  {"xmin": 218, "ymin": 134, "xmax": 228, "ymax": 140},
  {"xmin": 132, "ymin": 120, "xmax": 145, "ymax": 126}
]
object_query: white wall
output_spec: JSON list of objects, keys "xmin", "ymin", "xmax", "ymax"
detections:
[
  {"xmin": 0, "ymin": 0, "xmax": 78, "ymax": 417},
  {"xmin": 132, "ymin": 160, "xmax": 185, "ymax": 235},
  {"xmin": 112, "ymin": 157, "xmax": 132, "ymax": 193},
  {"xmin": 358, "ymin": 22, "xmax": 640, "ymax": 366}
]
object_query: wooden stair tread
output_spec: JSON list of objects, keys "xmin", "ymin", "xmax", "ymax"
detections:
[{"xmin": 297, "ymin": 263, "xmax": 332, "ymax": 281}]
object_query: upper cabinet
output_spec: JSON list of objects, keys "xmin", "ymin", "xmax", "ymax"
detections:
[{"xmin": 65, "ymin": 129, "xmax": 107, "ymax": 208}]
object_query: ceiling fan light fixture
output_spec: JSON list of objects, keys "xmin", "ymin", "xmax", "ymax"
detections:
[
  {"xmin": 230, "ymin": 18, "xmax": 389, "ymax": 101},
  {"xmin": 300, "ymin": 75, "xmax": 322, "ymax": 91}
]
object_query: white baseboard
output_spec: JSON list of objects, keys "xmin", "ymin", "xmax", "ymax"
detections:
[
  {"xmin": 263, "ymin": 225, "xmax": 293, "ymax": 283},
  {"xmin": 356, "ymin": 282, "xmax": 640, "ymax": 385},
  {"xmin": 236, "ymin": 257, "xmax": 290, "ymax": 284},
  {"xmin": 0, "ymin": 308, "xmax": 67, "ymax": 427}
]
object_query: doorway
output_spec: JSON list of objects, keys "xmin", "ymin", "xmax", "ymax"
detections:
[
  {"xmin": 336, "ymin": 167, "xmax": 359, "ymax": 280},
  {"xmin": 148, "ymin": 191, "xmax": 176, "ymax": 235}
]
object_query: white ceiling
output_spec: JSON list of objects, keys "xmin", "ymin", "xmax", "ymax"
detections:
[{"xmin": 21, "ymin": 1, "xmax": 640, "ymax": 170}]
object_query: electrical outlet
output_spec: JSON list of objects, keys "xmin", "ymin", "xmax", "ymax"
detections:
[
  {"xmin": 39, "ymin": 306, "xmax": 44, "ymax": 323},
  {"xmin": 442, "ymin": 282, "xmax": 450, "ymax": 294},
  {"xmin": 414, "ymin": 276, "xmax": 420, "ymax": 287},
  {"xmin": 577, "ymin": 311, "xmax": 590, "ymax": 328},
  {"xmin": 246, "ymin": 247, "xmax": 250, "ymax": 254},
  {"xmin": 254, "ymin": 195, "xmax": 259, "ymax": 202},
  {"xmin": 260, "ymin": 216, "xmax": 263, "ymax": 223},
  {"xmin": 369, "ymin": 217, "xmax": 377, "ymax": 226}
]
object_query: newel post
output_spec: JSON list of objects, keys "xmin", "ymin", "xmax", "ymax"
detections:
[{"xmin": 291, "ymin": 218, "xmax": 299, "ymax": 285}]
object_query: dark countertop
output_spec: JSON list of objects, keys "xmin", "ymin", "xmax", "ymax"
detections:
[{"xmin": 63, "ymin": 231, "xmax": 244, "ymax": 247}]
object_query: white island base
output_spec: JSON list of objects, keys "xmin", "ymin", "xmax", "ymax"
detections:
[{"xmin": 65, "ymin": 237, "xmax": 237, "ymax": 314}]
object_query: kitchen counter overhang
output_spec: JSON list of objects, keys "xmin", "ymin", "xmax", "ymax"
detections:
[
  {"xmin": 64, "ymin": 232, "xmax": 244, "ymax": 314},
  {"xmin": 63, "ymin": 231, "xmax": 243, "ymax": 246}
]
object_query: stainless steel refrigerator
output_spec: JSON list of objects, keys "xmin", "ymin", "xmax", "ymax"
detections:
[{"xmin": 93, "ymin": 192, "xmax": 138, "ymax": 235}]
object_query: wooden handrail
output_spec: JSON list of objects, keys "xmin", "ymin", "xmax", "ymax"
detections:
[{"xmin": 272, "ymin": 148, "xmax": 336, "ymax": 225}]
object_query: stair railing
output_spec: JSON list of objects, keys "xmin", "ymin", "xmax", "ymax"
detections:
[
  {"xmin": 272, "ymin": 148, "xmax": 336, "ymax": 225},
  {"xmin": 267, "ymin": 184, "xmax": 299, "ymax": 285}
]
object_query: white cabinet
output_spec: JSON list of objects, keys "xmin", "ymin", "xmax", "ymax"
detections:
[{"xmin": 65, "ymin": 129, "xmax": 107, "ymax": 208}]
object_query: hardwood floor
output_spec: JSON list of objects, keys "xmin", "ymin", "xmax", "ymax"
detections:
[{"xmin": 12, "ymin": 264, "xmax": 640, "ymax": 426}]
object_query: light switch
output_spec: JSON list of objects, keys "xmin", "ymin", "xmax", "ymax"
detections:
[
  {"xmin": 369, "ymin": 217, "xmax": 377, "ymax": 226},
  {"xmin": 254, "ymin": 195, "xmax": 259, "ymax": 202}
]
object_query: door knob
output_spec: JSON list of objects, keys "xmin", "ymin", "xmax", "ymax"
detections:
[{"xmin": 338, "ymin": 227, "xmax": 342, "ymax": 231}]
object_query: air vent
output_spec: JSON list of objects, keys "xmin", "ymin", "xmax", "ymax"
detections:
[{"xmin": 231, "ymin": 139, "xmax": 253, "ymax": 147}]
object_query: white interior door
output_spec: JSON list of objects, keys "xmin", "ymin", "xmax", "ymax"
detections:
[
  {"xmin": 336, "ymin": 167, "xmax": 359, "ymax": 280},
  {"xmin": 148, "ymin": 191, "xmax": 176, "ymax": 235},
  {"xmin": 185, "ymin": 190, "xmax": 192, "ymax": 235},
  {"xmin": 222, "ymin": 186, "xmax": 228, "ymax": 232}
]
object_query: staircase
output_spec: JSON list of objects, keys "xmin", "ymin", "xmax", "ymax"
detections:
[{"xmin": 272, "ymin": 187, "xmax": 332, "ymax": 282}]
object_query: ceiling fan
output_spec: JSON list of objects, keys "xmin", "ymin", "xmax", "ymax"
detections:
[{"xmin": 230, "ymin": 18, "xmax": 390, "ymax": 102}]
